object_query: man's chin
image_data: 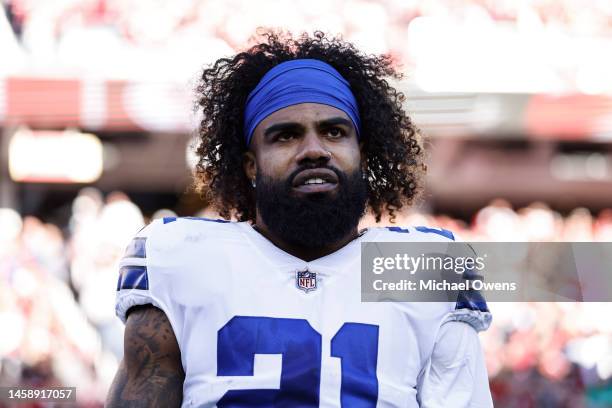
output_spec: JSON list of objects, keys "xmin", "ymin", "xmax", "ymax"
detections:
[{"xmin": 289, "ymin": 192, "xmax": 339, "ymax": 203}]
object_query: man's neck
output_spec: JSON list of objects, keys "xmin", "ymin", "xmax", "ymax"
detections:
[{"xmin": 253, "ymin": 216, "xmax": 359, "ymax": 262}]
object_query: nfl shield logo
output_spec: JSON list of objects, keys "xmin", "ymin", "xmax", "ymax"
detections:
[{"xmin": 296, "ymin": 270, "xmax": 317, "ymax": 293}]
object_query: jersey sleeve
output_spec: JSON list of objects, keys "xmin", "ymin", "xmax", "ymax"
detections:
[
  {"xmin": 417, "ymin": 321, "xmax": 493, "ymax": 408},
  {"xmin": 115, "ymin": 218, "xmax": 174, "ymax": 326},
  {"xmin": 378, "ymin": 226, "xmax": 493, "ymax": 332},
  {"xmin": 445, "ymin": 238, "xmax": 492, "ymax": 332}
]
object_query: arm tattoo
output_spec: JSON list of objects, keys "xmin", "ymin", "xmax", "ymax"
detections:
[{"xmin": 107, "ymin": 306, "xmax": 184, "ymax": 407}]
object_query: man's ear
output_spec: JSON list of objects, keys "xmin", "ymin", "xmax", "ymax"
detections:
[{"xmin": 243, "ymin": 151, "xmax": 257, "ymax": 182}]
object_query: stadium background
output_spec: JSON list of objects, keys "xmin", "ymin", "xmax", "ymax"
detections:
[{"xmin": 1, "ymin": 0, "xmax": 612, "ymax": 406}]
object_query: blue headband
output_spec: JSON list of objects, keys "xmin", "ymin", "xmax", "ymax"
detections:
[{"xmin": 243, "ymin": 59, "xmax": 361, "ymax": 146}]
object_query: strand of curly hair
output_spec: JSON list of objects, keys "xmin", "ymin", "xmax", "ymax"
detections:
[{"xmin": 194, "ymin": 30, "xmax": 426, "ymax": 223}]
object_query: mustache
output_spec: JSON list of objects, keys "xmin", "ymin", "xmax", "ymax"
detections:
[{"xmin": 285, "ymin": 164, "xmax": 347, "ymax": 188}]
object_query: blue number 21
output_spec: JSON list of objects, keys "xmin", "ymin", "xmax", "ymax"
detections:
[{"xmin": 217, "ymin": 316, "xmax": 379, "ymax": 407}]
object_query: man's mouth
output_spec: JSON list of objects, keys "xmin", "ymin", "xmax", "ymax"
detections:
[{"xmin": 291, "ymin": 168, "xmax": 339, "ymax": 194}]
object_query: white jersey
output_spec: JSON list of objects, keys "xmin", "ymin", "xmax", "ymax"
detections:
[{"xmin": 116, "ymin": 217, "xmax": 492, "ymax": 408}]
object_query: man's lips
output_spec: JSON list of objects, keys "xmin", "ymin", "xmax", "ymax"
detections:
[{"xmin": 291, "ymin": 168, "xmax": 339, "ymax": 194}]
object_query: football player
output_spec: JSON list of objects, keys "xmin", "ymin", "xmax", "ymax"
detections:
[{"xmin": 107, "ymin": 32, "xmax": 493, "ymax": 407}]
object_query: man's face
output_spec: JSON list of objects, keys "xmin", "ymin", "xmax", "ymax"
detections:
[{"xmin": 245, "ymin": 103, "xmax": 368, "ymax": 248}]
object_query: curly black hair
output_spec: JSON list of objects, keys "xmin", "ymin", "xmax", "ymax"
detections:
[{"xmin": 194, "ymin": 30, "xmax": 425, "ymax": 222}]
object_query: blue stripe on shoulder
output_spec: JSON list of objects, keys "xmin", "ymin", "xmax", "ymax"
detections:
[
  {"xmin": 386, "ymin": 226, "xmax": 409, "ymax": 233},
  {"xmin": 184, "ymin": 217, "xmax": 230, "ymax": 223},
  {"xmin": 163, "ymin": 216, "xmax": 230, "ymax": 224},
  {"xmin": 414, "ymin": 226, "xmax": 455, "ymax": 241},
  {"xmin": 124, "ymin": 237, "xmax": 146, "ymax": 258},
  {"xmin": 455, "ymin": 300, "xmax": 490, "ymax": 313},
  {"xmin": 456, "ymin": 291, "xmax": 490, "ymax": 313},
  {"xmin": 117, "ymin": 266, "xmax": 149, "ymax": 291}
]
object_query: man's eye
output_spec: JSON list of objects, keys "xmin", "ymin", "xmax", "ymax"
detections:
[
  {"xmin": 276, "ymin": 133, "xmax": 295, "ymax": 141},
  {"xmin": 327, "ymin": 127, "xmax": 345, "ymax": 138}
]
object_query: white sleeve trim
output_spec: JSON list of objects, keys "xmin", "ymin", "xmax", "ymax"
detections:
[
  {"xmin": 115, "ymin": 291, "xmax": 165, "ymax": 324},
  {"xmin": 444, "ymin": 308, "xmax": 493, "ymax": 332},
  {"xmin": 118, "ymin": 257, "xmax": 146, "ymax": 268}
]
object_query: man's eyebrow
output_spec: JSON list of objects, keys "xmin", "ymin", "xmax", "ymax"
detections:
[
  {"xmin": 263, "ymin": 122, "xmax": 305, "ymax": 137},
  {"xmin": 316, "ymin": 117, "xmax": 353, "ymax": 129},
  {"xmin": 263, "ymin": 117, "xmax": 353, "ymax": 137}
]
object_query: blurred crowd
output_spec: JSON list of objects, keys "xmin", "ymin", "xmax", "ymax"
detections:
[
  {"xmin": 380, "ymin": 199, "xmax": 612, "ymax": 242},
  {"xmin": 0, "ymin": 189, "xmax": 148, "ymax": 406},
  {"xmin": 2, "ymin": 0, "xmax": 612, "ymax": 86},
  {"xmin": 1, "ymin": 191, "xmax": 612, "ymax": 406}
]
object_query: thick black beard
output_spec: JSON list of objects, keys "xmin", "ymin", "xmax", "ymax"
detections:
[{"xmin": 255, "ymin": 166, "xmax": 368, "ymax": 248}]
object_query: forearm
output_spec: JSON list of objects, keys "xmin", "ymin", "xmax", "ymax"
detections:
[
  {"xmin": 106, "ymin": 360, "xmax": 183, "ymax": 407},
  {"xmin": 106, "ymin": 306, "xmax": 184, "ymax": 408}
]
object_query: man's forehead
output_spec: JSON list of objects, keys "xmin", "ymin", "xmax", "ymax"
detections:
[{"xmin": 260, "ymin": 103, "xmax": 351, "ymax": 125}]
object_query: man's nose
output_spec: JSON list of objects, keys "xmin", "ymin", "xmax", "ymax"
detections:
[{"xmin": 294, "ymin": 131, "xmax": 330, "ymax": 165}]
